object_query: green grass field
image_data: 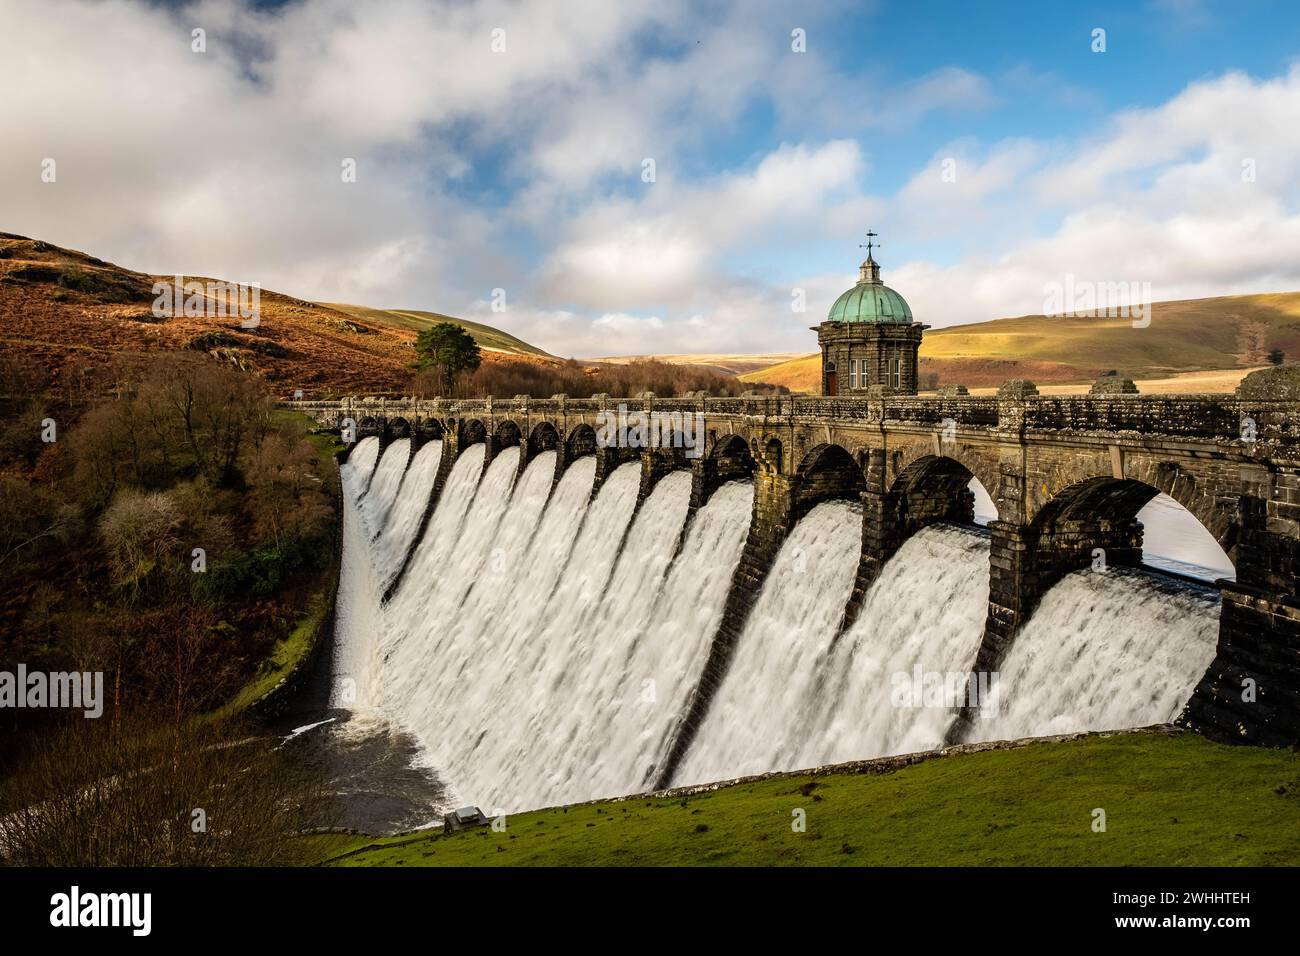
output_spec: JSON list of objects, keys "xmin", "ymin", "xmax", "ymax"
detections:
[{"xmin": 308, "ymin": 731, "xmax": 1300, "ymax": 867}]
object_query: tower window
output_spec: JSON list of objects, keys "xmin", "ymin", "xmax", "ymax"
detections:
[
  {"xmin": 889, "ymin": 357, "xmax": 901, "ymax": 390},
  {"xmin": 849, "ymin": 359, "xmax": 858, "ymax": 388}
]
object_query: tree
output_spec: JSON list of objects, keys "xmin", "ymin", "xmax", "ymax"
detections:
[
  {"xmin": 1268, "ymin": 348, "xmax": 1285, "ymax": 366},
  {"xmin": 414, "ymin": 322, "xmax": 481, "ymax": 395},
  {"xmin": 98, "ymin": 488, "xmax": 181, "ymax": 603}
]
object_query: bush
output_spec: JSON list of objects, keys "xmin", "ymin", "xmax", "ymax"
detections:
[{"xmin": 186, "ymin": 330, "xmax": 242, "ymax": 351}]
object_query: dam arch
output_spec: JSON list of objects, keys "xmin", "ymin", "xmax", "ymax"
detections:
[
  {"xmin": 564, "ymin": 423, "xmax": 597, "ymax": 459},
  {"xmin": 384, "ymin": 416, "xmax": 413, "ymax": 443},
  {"xmin": 691, "ymin": 433, "xmax": 757, "ymax": 512},
  {"xmin": 888, "ymin": 441, "xmax": 1000, "ymax": 513},
  {"xmin": 1025, "ymin": 464, "xmax": 1237, "ymax": 564},
  {"xmin": 526, "ymin": 420, "xmax": 559, "ymax": 456},
  {"xmin": 493, "ymin": 419, "xmax": 521, "ymax": 448},
  {"xmin": 837, "ymin": 450, "xmax": 992, "ymax": 636},
  {"xmin": 950, "ymin": 469, "xmax": 1241, "ymax": 742},
  {"xmin": 458, "ymin": 418, "xmax": 488, "ymax": 447},
  {"xmin": 485, "ymin": 419, "xmax": 522, "ymax": 470},
  {"xmin": 792, "ymin": 443, "xmax": 864, "ymax": 522}
]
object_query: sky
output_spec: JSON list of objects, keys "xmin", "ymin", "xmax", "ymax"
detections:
[{"xmin": 4, "ymin": 0, "xmax": 1300, "ymax": 357}]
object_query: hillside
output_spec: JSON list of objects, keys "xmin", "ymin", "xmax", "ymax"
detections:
[
  {"xmin": 0, "ymin": 233, "xmax": 550, "ymax": 401},
  {"xmin": 584, "ymin": 352, "xmax": 806, "ymax": 377},
  {"xmin": 740, "ymin": 291, "xmax": 1300, "ymax": 393},
  {"xmin": 322, "ymin": 302, "xmax": 551, "ymax": 357}
]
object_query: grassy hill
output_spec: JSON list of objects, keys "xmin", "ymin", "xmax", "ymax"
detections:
[
  {"xmin": 740, "ymin": 291, "xmax": 1300, "ymax": 393},
  {"xmin": 583, "ymin": 352, "xmax": 807, "ymax": 378},
  {"xmin": 309, "ymin": 730, "xmax": 1300, "ymax": 866},
  {"xmin": 322, "ymin": 303, "xmax": 551, "ymax": 357},
  {"xmin": 0, "ymin": 233, "xmax": 552, "ymax": 400}
]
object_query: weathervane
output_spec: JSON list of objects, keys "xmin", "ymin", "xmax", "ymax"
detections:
[{"xmin": 859, "ymin": 230, "xmax": 879, "ymax": 258}]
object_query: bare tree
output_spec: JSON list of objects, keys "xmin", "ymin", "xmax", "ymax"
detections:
[{"xmin": 98, "ymin": 488, "xmax": 181, "ymax": 603}]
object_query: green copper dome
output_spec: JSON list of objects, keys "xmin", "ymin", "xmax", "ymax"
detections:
[{"xmin": 827, "ymin": 256, "xmax": 913, "ymax": 324}]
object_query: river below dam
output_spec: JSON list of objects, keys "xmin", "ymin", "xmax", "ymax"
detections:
[{"xmin": 299, "ymin": 435, "xmax": 1227, "ymax": 830}]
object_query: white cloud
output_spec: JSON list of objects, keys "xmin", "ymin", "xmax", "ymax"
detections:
[
  {"xmin": 536, "ymin": 140, "xmax": 874, "ymax": 313},
  {"xmin": 3, "ymin": 0, "xmax": 1299, "ymax": 359},
  {"xmin": 890, "ymin": 66, "xmax": 1300, "ymax": 327}
]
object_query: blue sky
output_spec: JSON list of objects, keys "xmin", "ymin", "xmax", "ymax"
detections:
[{"xmin": 6, "ymin": 0, "xmax": 1300, "ymax": 356}]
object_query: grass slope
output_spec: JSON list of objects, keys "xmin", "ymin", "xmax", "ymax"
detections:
[
  {"xmin": 322, "ymin": 302, "xmax": 551, "ymax": 357},
  {"xmin": 311, "ymin": 732, "xmax": 1300, "ymax": 867},
  {"xmin": 741, "ymin": 291, "xmax": 1300, "ymax": 393}
]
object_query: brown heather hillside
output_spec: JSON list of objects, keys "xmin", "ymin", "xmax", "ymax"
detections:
[
  {"xmin": 0, "ymin": 234, "xmax": 779, "ymax": 407},
  {"xmin": 0, "ymin": 233, "xmax": 554, "ymax": 402},
  {"xmin": 739, "ymin": 292, "xmax": 1300, "ymax": 393}
]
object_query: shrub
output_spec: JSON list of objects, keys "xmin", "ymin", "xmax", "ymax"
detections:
[{"xmin": 186, "ymin": 330, "xmax": 241, "ymax": 351}]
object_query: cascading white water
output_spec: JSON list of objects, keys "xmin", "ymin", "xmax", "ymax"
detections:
[
  {"xmin": 599, "ymin": 478, "xmax": 753, "ymax": 791},
  {"xmin": 341, "ymin": 436, "xmax": 380, "ymax": 497},
  {"xmin": 332, "ymin": 451, "xmax": 761, "ymax": 812},
  {"xmin": 377, "ymin": 444, "xmax": 500, "ymax": 712},
  {"xmin": 794, "ymin": 524, "xmax": 990, "ymax": 763},
  {"xmin": 432, "ymin": 460, "xmax": 642, "ymax": 811},
  {"xmin": 358, "ymin": 439, "xmax": 410, "ymax": 539},
  {"xmin": 970, "ymin": 568, "xmax": 1220, "ymax": 741},
  {"xmin": 432, "ymin": 450, "xmax": 558, "ymax": 666},
  {"xmin": 445, "ymin": 465, "xmax": 689, "ymax": 809},
  {"xmin": 371, "ymin": 440, "xmax": 442, "ymax": 587},
  {"xmin": 331, "ymin": 439, "xmax": 385, "ymax": 707},
  {"xmin": 332, "ymin": 430, "xmax": 1229, "ymax": 814},
  {"xmin": 674, "ymin": 500, "xmax": 863, "ymax": 785}
]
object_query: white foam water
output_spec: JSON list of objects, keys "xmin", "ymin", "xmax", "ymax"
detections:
[
  {"xmin": 674, "ymin": 500, "xmax": 863, "ymax": 785},
  {"xmin": 795, "ymin": 523, "xmax": 991, "ymax": 763},
  {"xmin": 341, "ymin": 436, "xmax": 380, "ymax": 498},
  {"xmin": 434, "ymin": 460, "xmax": 640, "ymax": 811},
  {"xmin": 487, "ymin": 469, "xmax": 698, "ymax": 808},
  {"xmin": 330, "ymin": 440, "xmax": 386, "ymax": 707},
  {"xmin": 372, "ymin": 440, "xmax": 442, "ymax": 587},
  {"xmin": 970, "ymin": 567, "xmax": 1220, "ymax": 741},
  {"xmin": 331, "ymin": 434, "xmax": 1226, "ymax": 814},
  {"xmin": 358, "ymin": 439, "xmax": 410, "ymax": 539}
]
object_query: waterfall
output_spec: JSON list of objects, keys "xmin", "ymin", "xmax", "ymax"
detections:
[
  {"xmin": 378, "ymin": 445, "xmax": 501, "ymax": 718},
  {"xmin": 358, "ymin": 439, "xmax": 410, "ymax": 539},
  {"xmin": 432, "ymin": 460, "xmax": 641, "ymax": 811},
  {"xmin": 615, "ymin": 479, "xmax": 752, "ymax": 788},
  {"xmin": 330, "ymin": 440, "xmax": 385, "ymax": 708},
  {"xmin": 372, "ymin": 440, "xmax": 442, "ymax": 587},
  {"xmin": 794, "ymin": 524, "xmax": 990, "ymax": 763},
  {"xmin": 331, "ymin": 433, "xmax": 1226, "ymax": 814},
  {"xmin": 969, "ymin": 568, "xmax": 1221, "ymax": 741},
  {"xmin": 674, "ymin": 500, "xmax": 863, "ymax": 785},
  {"xmin": 341, "ymin": 436, "xmax": 380, "ymax": 498}
]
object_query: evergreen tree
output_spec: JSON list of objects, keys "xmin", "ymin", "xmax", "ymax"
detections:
[{"xmin": 414, "ymin": 322, "xmax": 482, "ymax": 394}]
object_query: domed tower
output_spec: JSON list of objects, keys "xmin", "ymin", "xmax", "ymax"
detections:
[{"xmin": 815, "ymin": 239, "xmax": 927, "ymax": 396}]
